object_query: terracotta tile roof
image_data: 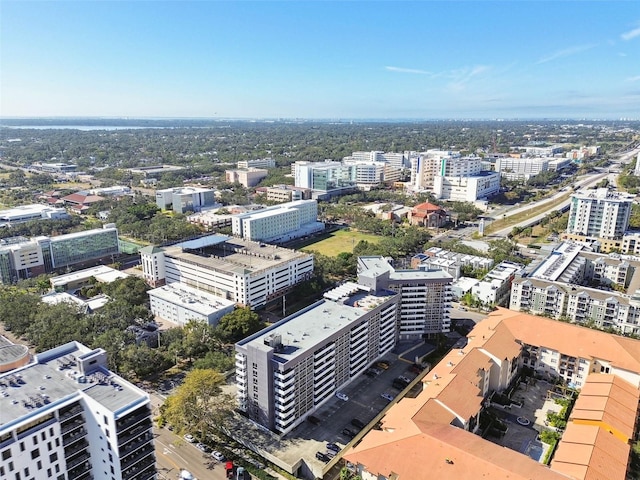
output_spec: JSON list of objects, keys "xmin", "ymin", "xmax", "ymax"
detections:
[
  {"xmin": 61, "ymin": 193, "xmax": 105, "ymax": 205},
  {"xmin": 413, "ymin": 202, "xmax": 443, "ymax": 212}
]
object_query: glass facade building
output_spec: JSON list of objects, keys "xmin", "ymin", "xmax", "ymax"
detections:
[{"xmin": 49, "ymin": 228, "xmax": 120, "ymax": 268}]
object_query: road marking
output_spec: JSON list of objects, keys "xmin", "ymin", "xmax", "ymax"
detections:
[{"xmin": 157, "ymin": 439, "xmax": 188, "ymax": 465}]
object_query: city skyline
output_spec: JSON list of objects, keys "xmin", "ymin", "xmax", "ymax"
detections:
[{"xmin": 2, "ymin": 1, "xmax": 639, "ymax": 120}]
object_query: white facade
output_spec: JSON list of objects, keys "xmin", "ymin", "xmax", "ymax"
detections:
[
  {"xmin": 0, "ymin": 204, "xmax": 69, "ymax": 227},
  {"xmin": 0, "ymin": 342, "xmax": 155, "ymax": 480},
  {"xmin": 433, "ymin": 171, "xmax": 501, "ymax": 201},
  {"xmin": 409, "ymin": 150, "xmax": 459, "ymax": 190},
  {"xmin": 237, "ymin": 158, "xmax": 276, "ymax": 169},
  {"xmin": 471, "ymin": 261, "xmax": 523, "ymax": 306},
  {"xmin": 148, "ymin": 282, "xmax": 235, "ymax": 326},
  {"xmin": 231, "ymin": 200, "xmax": 324, "ymax": 243},
  {"xmin": 567, "ymin": 188, "xmax": 633, "ymax": 240},
  {"xmin": 225, "ymin": 168, "xmax": 269, "ymax": 188},
  {"xmin": 140, "ymin": 236, "xmax": 314, "ymax": 308},
  {"xmin": 235, "ymin": 284, "xmax": 400, "ymax": 433},
  {"xmin": 155, "ymin": 187, "xmax": 218, "ymax": 214},
  {"xmin": 494, "ymin": 157, "xmax": 549, "ymax": 181}
]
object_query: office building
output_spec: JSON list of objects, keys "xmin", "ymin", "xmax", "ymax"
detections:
[
  {"xmin": 566, "ymin": 188, "xmax": 633, "ymax": 240},
  {"xmin": 0, "ymin": 341, "xmax": 156, "ymax": 480},
  {"xmin": 0, "ymin": 204, "xmax": 69, "ymax": 227},
  {"xmin": 155, "ymin": 187, "xmax": 218, "ymax": 214},
  {"xmin": 225, "ymin": 168, "xmax": 268, "ymax": 188},
  {"xmin": 292, "ymin": 161, "xmax": 354, "ymax": 192},
  {"xmin": 237, "ymin": 158, "xmax": 276, "ymax": 169},
  {"xmin": 357, "ymin": 256, "xmax": 453, "ymax": 339},
  {"xmin": 231, "ymin": 200, "xmax": 324, "ymax": 243},
  {"xmin": 126, "ymin": 165, "xmax": 184, "ymax": 178},
  {"xmin": 50, "ymin": 265, "xmax": 129, "ymax": 292},
  {"xmin": 344, "ymin": 308, "xmax": 640, "ymax": 480},
  {"xmin": 140, "ymin": 235, "xmax": 313, "ymax": 308},
  {"xmin": 148, "ymin": 282, "xmax": 235, "ymax": 326},
  {"xmin": 0, "ymin": 227, "xmax": 120, "ymax": 284},
  {"xmin": 235, "ymin": 283, "xmax": 400, "ymax": 433},
  {"xmin": 494, "ymin": 157, "xmax": 550, "ymax": 181},
  {"xmin": 409, "ymin": 150, "xmax": 457, "ymax": 191},
  {"xmin": 263, "ymin": 185, "xmax": 311, "ymax": 203},
  {"xmin": 522, "ymin": 144, "xmax": 564, "ymax": 156}
]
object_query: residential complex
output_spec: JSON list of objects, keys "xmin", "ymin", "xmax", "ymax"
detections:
[
  {"xmin": 0, "ymin": 204, "xmax": 69, "ymax": 227},
  {"xmin": 0, "ymin": 227, "xmax": 120, "ymax": 284},
  {"xmin": 344, "ymin": 308, "xmax": 640, "ymax": 480},
  {"xmin": 155, "ymin": 186, "xmax": 218, "ymax": 213},
  {"xmin": 235, "ymin": 283, "xmax": 400, "ymax": 433},
  {"xmin": 411, "ymin": 247, "xmax": 494, "ymax": 280},
  {"xmin": 510, "ymin": 241, "xmax": 640, "ymax": 334},
  {"xmin": 148, "ymin": 282, "xmax": 235, "ymax": 326},
  {"xmin": 357, "ymin": 256, "xmax": 453, "ymax": 339},
  {"xmin": 140, "ymin": 235, "xmax": 313, "ymax": 308},
  {"xmin": 566, "ymin": 188, "xmax": 633, "ymax": 240},
  {"xmin": 231, "ymin": 200, "xmax": 324, "ymax": 243},
  {"xmin": 471, "ymin": 261, "xmax": 524, "ymax": 307},
  {"xmin": 225, "ymin": 168, "xmax": 269, "ymax": 188},
  {"xmin": 494, "ymin": 157, "xmax": 551, "ymax": 181},
  {"xmin": 0, "ymin": 340, "xmax": 156, "ymax": 480}
]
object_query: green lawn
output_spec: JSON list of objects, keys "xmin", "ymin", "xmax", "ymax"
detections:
[{"xmin": 295, "ymin": 229, "xmax": 382, "ymax": 256}]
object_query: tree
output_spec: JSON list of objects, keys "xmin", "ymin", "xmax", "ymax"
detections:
[
  {"xmin": 216, "ymin": 307, "xmax": 263, "ymax": 343},
  {"xmin": 160, "ymin": 369, "xmax": 234, "ymax": 438}
]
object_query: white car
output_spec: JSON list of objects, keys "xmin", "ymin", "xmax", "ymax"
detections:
[
  {"xmin": 381, "ymin": 392, "xmax": 395, "ymax": 402},
  {"xmin": 335, "ymin": 392, "xmax": 349, "ymax": 401},
  {"xmin": 211, "ymin": 451, "xmax": 225, "ymax": 462},
  {"xmin": 183, "ymin": 434, "xmax": 195, "ymax": 443}
]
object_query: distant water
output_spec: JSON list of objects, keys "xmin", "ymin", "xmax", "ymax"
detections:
[{"xmin": 1, "ymin": 125, "xmax": 160, "ymax": 131}]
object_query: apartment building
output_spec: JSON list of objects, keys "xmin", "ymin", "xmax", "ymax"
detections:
[
  {"xmin": 471, "ymin": 261, "xmax": 523, "ymax": 306},
  {"xmin": 140, "ymin": 235, "xmax": 313, "ymax": 308},
  {"xmin": 566, "ymin": 188, "xmax": 633, "ymax": 240},
  {"xmin": 235, "ymin": 283, "xmax": 399, "ymax": 433},
  {"xmin": 344, "ymin": 308, "xmax": 640, "ymax": 480},
  {"xmin": 148, "ymin": 282, "xmax": 235, "ymax": 326},
  {"xmin": 0, "ymin": 341, "xmax": 156, "ymax": 480},
  {"xmin": 494, "ymin": 157, "xmax": 550, "ymax": 181},
  {"xmin": 237, "ymin": 158, "xmax": 276, "ymax": 169},
  {"xmin": 0, "ymin": 204, "xmax": 69, "ymax": 227},
  {"xmin": 357, "ymin": 256, "xmax": 452, "ymax": 339},
  {"xmin": 0, "ymin": 227, "xmax": 120, "ymax": 284},
  {"xmin": 225, "ymin": 168, "xmax": 269, "ymax": 188},
  {"xmin": 231, "ymin": 200, "xmax": 324, "ymax": 243},
  {"xmin": 155, "ymin": 187, "xmax": 218, "ymax": 214}
]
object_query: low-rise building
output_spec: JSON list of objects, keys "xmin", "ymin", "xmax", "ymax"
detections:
[
  {"xmin": 237, "ymin": 158, "xmax": 276, "ymax": 169},
  {"xmin": 264, "ymin": 185, "xmax": 311, "ymax": 203},
  {"xmin": 127, "ymin": 164, "xmax": 185, "ymax": 178},
  {"xmin": 0, "ymin": 341, "xmax": 156, "ymax": 480},
  {"xmin": 50, "ymin": 265, "xmax": 129, "ymax": 292},
  {"xmin": 471, "ymin": 261, "xmax": 523, "ymax": 306},
  {"xmin": 408, "ymin": 202, "xmax": 448, "ymax": 228},
  {"xmin": 155, "ymin": 186, "xmax": 219, "ymax": 213},
  {"xmin": 0, "ymin": 204, "xmax": 69, "ymax": 227},
  {"xmin": 225, "ymin": 168, "xmax": 269, "ymax": 188},
  {"xmin": 235, "ymin": 282, "xmax": 399, "ymax": 433},
  {"xmin": 148, "ymin": 282, "xmax": 235, "ymax": 326}
]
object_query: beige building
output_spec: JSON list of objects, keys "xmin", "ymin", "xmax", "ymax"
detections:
[{"xmin": 225, "ymin": 167, "xmax": 269, "ymax": 187}]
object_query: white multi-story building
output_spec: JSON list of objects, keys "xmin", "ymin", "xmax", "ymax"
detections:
[
  {"xmin": 522, "ymin": 144, "xmax": 563, "ymax": 156},
  {"xmin": 140, "ymin": 235, "xmax": 313, "ymax": 308},
  {"xmin": 433, "ymin": 171, "xmax": 501, "ymax": 202},
  {"xmin": 494, "ymin": 157, "xmax": 550, "ymax": 181},
  {"xmin": 357, "ymin": 256, "xmax": 453, "ymax": 339},
  {"xmin": 231, "ymin": 200, "xmax": 324, "ymax": 243},
  {"xmin": 0, "ymin": 204, "xmax": 69, "ymax": 227},
  {"xmin": 148, "ymin": 282, "xmax": 235, "ymax": 326},
  {"xmin": 409, "ymin": 150, "xmax": 458, "ymax": 190},
  {"xmin": 237, "ymin": 158, "xmax": 276, "ymax": 169},
  {"xmin": 235, "ymin": 283, "xmax": 400, "ymax": 433},
  {"xmin": 471, "ymin": 261, "xmax": 523, "ymax": 307},
  {"xmin": 0, "ymin": 341, "xmax": 156, "ymax": 480},
  {"xmin": 225, "ymin": 168, "xmax": 269, "ymax": 188},
  {"xmin": 567, "ymin": 188, "xmax": 633, "ymax": 240},
  {"xmin": 264, "ymin": 185, "xmax": 310, "ymax": 203},
  {"xmin": 292, "ymin": 161, "xmax": 353, "ymax": 192},
  {"xmin": 155, "ymin": 187, "xmax": 218, "ymax": 214}
]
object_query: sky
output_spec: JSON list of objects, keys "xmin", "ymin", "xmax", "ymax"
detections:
[{"xmin": 1, "ymin": 1, "xmax": 640, "ymax": 120}]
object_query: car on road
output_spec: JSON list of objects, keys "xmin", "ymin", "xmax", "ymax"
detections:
[
  {"xmin": 315, "ymin": 452, "xmax": 330, "ymax": 462},
  {"xmin": 335, "ymin": 391, "xmax": 349, "ymax": 401},
  {"xmin": 196, "ymin": 443, "xmax": 210, "ymax": 453},
  {"xmin": 381, "ymin": 392, "xmax": 395, "ymax": 402},
  {"xmin": 326, "ymin": 443, "xmax": 340, "ymax": 453},
  {"xmin": 183, "ymin": 434, "xmax": 195, "ymax": 443},
  {"xmin": 351, "ymin": 418, "xmax": 365, "ymax": 429},
  {"xmin": 341, "ymin": 428, "xmax": 355, "ymax": 439},
  {"xmin": 212, "ymin": 451, "xmax": 226, "ymax": 461}
]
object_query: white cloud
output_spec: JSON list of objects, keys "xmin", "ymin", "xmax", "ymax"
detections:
[
  {"xmin": 618, "ymin": 52, "xmax": 628, "ymax": 57},
  {"xmin": 626, "ymin": 75, "xmax": 640, "ymax": 83},
  {"xmin": 385, "ymin": 66, "xmax": 432, "ymax": 75},
  {"xmin": 621, "ymin": 26, "xmax": 640, "ymax": 41},
  {"xmin": 536, "ymin": 44, "xmax": 597, "ymax": 64}
]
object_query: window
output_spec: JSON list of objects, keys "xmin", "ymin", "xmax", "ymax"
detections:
[
  {"xmin": 1, "ymin": 450, "xmax": 10, "ymax": 461},
  {"xmin": 30, "ymin": 448, "xmax": 40, "ymax": 460},
  {"xmin": 49, "ymin": 452, "xmax": 57, "ymax": 463}
]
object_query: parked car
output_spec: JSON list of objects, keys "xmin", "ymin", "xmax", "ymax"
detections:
[
  {"xmin": 335, "ymin": 391, "xmax": 349, "ymax": 401},
  {"xmin": 307, "ymin": 415, "xmax": 321, "ymax": 425},
  {"xmin": 196, "ymin": 443, "xmax": 210, "ymax": 452},
  {"xmin": 375, "ymin": 361, "xmax": 389, "ymax": 370},
  {"xmin": 341, "ymin": 428, "xmax": 355, "ymax": 439},
  {"xmin": 315, "ymin": 452, "xmax": 330, "ymax": 462},
  {"xmin": 398, "ymin": 376, "xmax": 412, "ymax": 384},
  {"xmin": 381, "ymin": 392, "xmax": 395, "ymax": 402},
  {"xmin": 326, "ymin": 443, "xmax": 340, "ymax": 453},
  {"xmin": 351, "ymin": 418, "xmax": 365, "ymax": 429},
  {"xmin": 212, "ymin": 451, "xmax": 226, "ymax": 461},
  {"xmin": 183, "ymin": 434, "xmax": 195, "ymax": 443}
]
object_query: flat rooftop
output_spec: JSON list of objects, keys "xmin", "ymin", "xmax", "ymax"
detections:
[
  {"xmin": 0, "ymin": 342, "xmax": 148, "ymax": 432},
  {"xmin": 148, "ymin": 283, "xmax": 235, "ymax": 314},
  {"xmin": 238, "ymin": 288, "xmax": 397, "ymax": 365},
  {"xmin": 50, "ymin": 265, "xmax": 129, "ymax": 287},
  {"xmin": 164, "ymin": 237, "xmax": 312, "ymax": 275}
]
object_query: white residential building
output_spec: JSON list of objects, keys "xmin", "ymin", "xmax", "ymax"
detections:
[
  {"xmin": 0, "ymin": 341, "xmax": 156, "ymax": 480},
  {"xmin": 155, "ymin": 187, "xmax": 218, "ymax": 214},
  {"xmin": 235, "ymin": 283, "xmax": 400, "ymax": 433},
  {"xmin": 140, "ymin": 235, "xmax": 313, "ymax": 308},
  {"xmin": 357, "ymin": 256, "xmax": 453, "ymax": 339},
  {"xmin": 0, "ymin": 204, "xmax": 69, "ymax": 227},
  {"xmin": 148, "ymin": 282, "xmax": 235, "ymax": 326},
  {"xmin": 567, "ymin": 188, "xmax": 633, "ymax": 240},
  {"xmin": 237, "ymin": 158, "xmax": 276, "ymax": 169},
  {"xmin": 433, "ymin": 171, "xmax": 501, "ymax": 202},
  {"xmin": 231, "ymin": 200, "xmax": 324, "ymax": 243},
  {"xmin": 494, "ymin": 157, "xmax": 549, "ymax": 181},
  {"xmin": 471, "ymin": 261, "xmax": 523, "ymax": 306}
]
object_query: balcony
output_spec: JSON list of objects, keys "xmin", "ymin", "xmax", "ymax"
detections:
[
  {"xmin": 123, "ymin": 455, "xmax": 155, "ymax": 479},
  {"xmin": 61, "ymin": 420, "xmax": 85, "ymax": 435},
  {"xmin": 66, "ymin": 452, "xmax": 91, "ymax": 471},
  {"xmin": 120, "ymin": 445, "xmax": 154, "ymax": 471},
  {"xmin": 67, "ymin": 463, "xmax": 92, "ymax": 480},
  {"xmin": 64, "ymin": 440, "xmax": 89, "ymax": 461},
  {"xmin": 116, "ymin": 409, "xmax": 151, "ymax": 433},
  {"xmin": 120, "ymin": 433, "xmax": 153, "ymax": 457},
  {"xmin": 59, "ymin": 405, "xmax": 83, "ymax": 423},
  {"xmin": 118, "ymin": 420, "xmax": 152, "ymax": 447},
  {"xmin": 130, "ymin": 464, "xmax": 157, "ymax": 480}
]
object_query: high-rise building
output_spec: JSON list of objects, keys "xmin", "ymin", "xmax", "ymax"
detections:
[
  {"xmin": 235, "ymin": 283, "xmax": 399, "ymax": 433},
  {"xmin": 566, "ymin": 188, "xmax": 633, "ymax": 240},
  {"xmin": 357, "ymin": 256, "xmax": 453, "ymax": 339},
  {"xmin": 0, "ymin": 341, "xmax": 156, "ymax": 480}
]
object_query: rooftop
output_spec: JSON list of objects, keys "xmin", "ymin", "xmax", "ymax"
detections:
[
  {"xmin": 148, "ymin": 283, "xmax": 235, "ymax": 315},
  {"xmin": 49, "ymin": 265, "xmax": 129, "ymax": 288}
]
